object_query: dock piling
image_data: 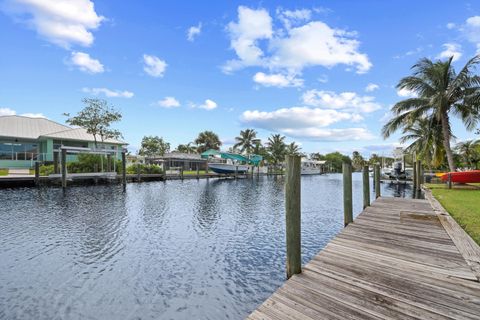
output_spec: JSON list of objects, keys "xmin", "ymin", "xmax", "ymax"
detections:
[
  {"xmin": 34, "ymin": 161, "xmax": 40, "ymax": 186},
  {"xmin": 343, "ymin": 162, "xmax": 353, "ymax": 226},
  {"xmin": 413, "ymin": 161, "xmax": 417, "ymax": 197},
  {"xmin": 53, "ymin": 151, "xmax": 59, "ymax": 174},
  {"xmin": 61, "ymin": 149, "xmax": 67, "ymax": 190},
  {"xmin": 374, "ymin": 164, "xmax": 381, "ymax": 198},
  {"xmin": 448, "ymin": 172, "xmax": 452, "ymax": 189},
  {"xmin": 416, "ymin": 160, "xmax": 422, "ymax": 194},
  {"xmin": 121, "ymin": 151, "xmax": 126, "ymax": 191},
  {"xmin": 285, "ymin": 155, "xmax": 301, "ymax": 279},
  {"xmin": 362, "ymin": 165, "xmax": 370, "ymax": 209}
]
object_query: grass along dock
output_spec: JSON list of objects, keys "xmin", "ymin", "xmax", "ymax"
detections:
[{"xmin": 248, "ymin": 196, "xmax": 480, "ymax": 320}]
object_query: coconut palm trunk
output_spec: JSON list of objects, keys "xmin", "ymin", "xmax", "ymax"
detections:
[{"xmin": 440, "ymin": 112, "xmax": 456, "ymax": 172}]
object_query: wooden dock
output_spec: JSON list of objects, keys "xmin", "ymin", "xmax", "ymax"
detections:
[{"xmin": 248, "ymin": 196, "xmax": 480, "ymax": 320}]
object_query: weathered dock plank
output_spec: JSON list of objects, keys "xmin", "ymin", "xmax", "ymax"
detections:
[{"xmin": 248, "ymin": 196, "xmax": 480, "ymax": 319}]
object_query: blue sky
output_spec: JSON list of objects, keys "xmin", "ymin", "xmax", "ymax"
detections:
[{"xmin": 1, "ymin": 1, "xmax": 480, "ymax": 156}]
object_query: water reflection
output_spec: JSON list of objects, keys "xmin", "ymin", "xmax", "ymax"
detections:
[{"xmin": 0, "ymin": 174, "xmax": 414, "ymax": 320}]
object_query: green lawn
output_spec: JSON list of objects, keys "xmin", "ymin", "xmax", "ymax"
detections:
[
  {"xmin": 426, "ymin": 183, "xmax": 480, "ymax": 245},
  {"xmin": 0, "ymin": 169, "xmax": 7, "ymax": 176},
  {"xmin": 182, "ymin": 170, "xmax": 207, "ymax": 175}
]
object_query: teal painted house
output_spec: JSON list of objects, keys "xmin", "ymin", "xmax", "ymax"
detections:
[{"xmin": 0, "ymin": 115, "xmax": 126, "ymax": 168}]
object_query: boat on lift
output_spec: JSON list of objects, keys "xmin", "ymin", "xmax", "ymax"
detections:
[
  {"xmin": 201, "ymin": 149, "xmax": 262, "ymax": 175},
  {"xmin": 301, "ymin": 159, "xmax": 326, "ymax": 175}
]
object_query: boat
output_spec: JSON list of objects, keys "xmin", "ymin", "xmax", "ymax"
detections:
[
  {"xmin": 301, "ymin": 159, "xmax": 325, "ymax": 175},
  {"xmin": 201, "ymin": 149, "xmax": 262, "ymax": 175},
  {"xmin": 440, "ymin": 170, "xmax": 480, "ymax": 183},
  {"xmin": 207, "ymin": 162, "xmax": 249, "ymax": 174}
]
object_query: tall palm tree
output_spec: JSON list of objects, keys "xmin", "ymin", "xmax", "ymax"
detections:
[
  {"xmin": 195, "ymin": 131, "xmax": 222, "ymax": 153},
  {"xmin": 233, "ymin": 129, "xmax": 257, "ymax": 154},
  {"xmin": 455, "ymin": 140, "xmax": 480, "ymax": 168},
  {"xmin": 266, "ymin": 134, "xmax": 286, "ymax": 166},
  {"xmin": 399, "ymin": 117, "xmax": 447, "ymax": 168},
  {"xmin": 382, "ymin": 55, "xmax": 480, "ymax": 171},
  {"xmin": 176, "ymin": 142, "xmax": 197, "ymax": 154},
  {"xmin": 286, "ymin": 142, "xmax": 302, "ymax": 156},
  {"xmin": 351, "ymin": 151, "xmax": 365, "ymax": 170}
]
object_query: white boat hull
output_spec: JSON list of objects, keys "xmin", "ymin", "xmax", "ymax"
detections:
[
  {"xmin": 208, "ymin": 163, "xmax": 249, "ymax": 174},
  {"xmin": 301, "ymin": 168, "xmax": 322, "ymax": 175}
]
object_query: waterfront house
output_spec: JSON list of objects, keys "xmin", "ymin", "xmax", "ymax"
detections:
[
  {"xmin": 148, "ymin": 152, "xmax": 207, "ymax": 171},
  {"xmin": 0, "ymin": 115, "xmax": 126, "ymax": 169}
]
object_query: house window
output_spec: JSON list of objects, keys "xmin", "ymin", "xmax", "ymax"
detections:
[{"xmin": 0, "ymin": 142, "xmax": 38, "ymax": 160}]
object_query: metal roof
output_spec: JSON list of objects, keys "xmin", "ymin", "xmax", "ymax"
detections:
[{"xmin": 0, "ymin": 115, "xmax": 125, "ymax": 144}]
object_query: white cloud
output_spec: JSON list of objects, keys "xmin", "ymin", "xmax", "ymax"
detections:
[
  {"xmin": 82, "ymin": 87, "xmax": 134, "ymax": 98},
  {"xmin": 464, "ymin": 16, "xmax": 480, "ymax": 44},
  {"xmin": 20, "ymin": 113, "xmax": 46, "ymax": 118},
  {"xmin": 0, "ymin": 107, "xmax": 45, "ymax": 118},
  {"xmin": 242, "ymin": 107, "xmax": 354, "ymax": 128},
  {"xmin": 396, "ymin": 88, "xmax": 418, "ymax": 98},
  {"xmin": 70, "ymin": 51, "xmax": 104, "ymax": 73},
  {"xmin": 241, "ymin": 106, "xmax": 374, "ymax": 141},
  {"xmin": 365, "ymin": 83, "xmax": 379, "ymax": 92},
  {"xmin": 156, "ymin": 96, "xmax": 180, "ymax": 108},
  {"xmin": 198, "ymin": 99, "xmax": 217, "ymax": 110},
  {"xmin": 143, "ymin": 54, "xmax": 167, "ymax": 77},
  {"xmin": 302, "ymin": 90, "xmax": 381, "ymax": 113},
  {"xmin": 187, "ymin": 23, "xmax": 202, "ymax": 41},
  {"xmin": 446, "ymin": 22, "xmax": 456, "ymax": 30},
  {"xmin": 3, "ymin": 0, "xmax": 104, "ymax": 48},
  {"xmin": 223, "ymin": 6, "xmax": 371, "ymax": 76},
  {"xmin": 253, "ymin": 72, "xmax": 303, "ymax": 87},
  {"xmin": 277, "ymin": 8, "xmax": 311, "ymax": 29},
  {"xmin": 223, "ymin": 6, "xmax": 273, "ymax": 73},
  {"xmin": 436, "ymin": 43, "xmax": 462, "ymax": 62},
  {"xmin": 0, "ymin": 107, "xmax": 16, "ymax": 116}
]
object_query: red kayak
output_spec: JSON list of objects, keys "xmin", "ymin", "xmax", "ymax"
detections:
[{"xmin": 440, "ymin": 170, "xmax": 480, "ymax": 183}]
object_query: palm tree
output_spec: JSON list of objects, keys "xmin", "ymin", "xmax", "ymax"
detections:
[
  {"xmin": 351, "ymin": 151, "xmax": 365, "ymax": 170},
  {"xmin": 176, "ymin": 142, "xmax": 197, "ymax": 154},
  {"xmin": 399, "ymin": 117, "xmax": 446, "ymax": 168},
  {"xmin": 194, "ymin": 131, "xmax": 222, "ymax": 153},
  {"xmin": 382, "ymin": 55, "xmax": 480, "ymax": 172},
  {"xmin": 266, "ymin": 134, "xmax": 286, "ymax": 166},
  {"xmin": 286, "ymin": 142, "xmax": 302, "ymax": 156},
  {"xmin": 455, "ymin": 140, "xmax": 480, "ymax": 168},
  {"xmin": 233, "ymin": 129, "xmax": 257, "ymax": 154}
]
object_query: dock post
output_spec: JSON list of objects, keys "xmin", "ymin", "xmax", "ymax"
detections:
[
  {"xmin": 180, "ymin": 167, "xmax": 184, "ymax": 180},
  {"xmin": 362, "ymin": 165, "xmax": 370, "ymax": 209},
  {"xmin": 35, "ymin": 161, "xmax": 40, "ymax": 186},
  {"xmin": 196, "ymin": 165, "xmax": 200, "ymax": 180},
  {"xmin": 416, "ymin": 160, "xmax": 422, "ymax": 194},
  {"xmin": 121, "ymin": 151, "xmax": 126, "ymax": 191},
  {"xmin": 61, "ymin": 148, "xmax": 67, "ymax": 190},
  {"xmin": 285, "ymin": 155, "xmax": 301, "ymax": 279},
  {"xmin": 53, "ymin": 151, "xmax": 59, "ymax": 174},
  {"xmin": 107, "ymin": 154, "xmax": 112, "ymax": 172},
  {"xmin": 448, "ymin": 173, "xmax": 452, "ymax": 189},
  {"xmin": 137, "ymin": 163, "xmax": 141, "ymax": 182},
  {"xmin": 343, "ymin": 162, "xmax": 353, "ymax": 226},
  {"xmin": 413, "ymin": 161, "xmax": 417, "ymax": 197},
  {"xmin": 235, "ymin": 166, "xmax": 238, "ymax": 179},
  {"xmin": 374, "ymin": 164, "xmax": 381, "ymax": 199}
]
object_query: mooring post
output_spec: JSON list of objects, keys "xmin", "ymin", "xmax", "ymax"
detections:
[
  {"xmin": 137, "ymin": 163, "xmax": 141, "ymax": 182},
  {"xmin": 416, "ymin": 160, "xmax": 422, "ymax": 193},
  {"xmin": 413, "ymin": 161, "xmax": 417, "ymax": 196},
  {"xmin": 61, "ymin": 148, "xmax": 67, "ymax": 190},
  {"xmin": 448, "ymin": 173, "xmax": 452, "ymax": 189},
  {"xmin": 121, "ymin": 151, "xmax": 127, "ymax": 191},
  {"xmin": 362, "ymin": 165, "xmax": 370, "ymax": 209},
  {"xmin": 35, "ymin": 161, "xmax": 40, "ymax": 186},
  {"xmin": 343, "ymin": 162, "xmax": 353, "ymax": 226},
  {"xmin": 196, "ymin": 165, "xmax": 200, "ymax": 180},
  {"xmin": 375, "ymin": 164, "xmax": 381, "ymax": 199},
  {"xmin": 235, "ymin": 165, "xmax": 238, "ymax": 179},
  {"xmin": 107, "ymin": 154, "xmax": 112, "ymax": 172},
  {"xmin": 53, "ymin": 151, "xmax": 59, "ymax": 174},
  {"xmin": 285, "ymin": 155, "xmax": 301, "ymax": 279}
]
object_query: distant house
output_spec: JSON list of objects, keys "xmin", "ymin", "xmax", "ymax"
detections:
[
  {"xmin": 147, "ymin": 152, "xmax": 207, "ymax": 171},
  {"xmin": 0, "ymin": 115, "xmax": 126, "ymax": 168}
]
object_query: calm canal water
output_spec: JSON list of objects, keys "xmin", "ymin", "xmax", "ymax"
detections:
[{"xmin": 0, "ymin": 173, "xmax": 413, "ymax": 319}]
